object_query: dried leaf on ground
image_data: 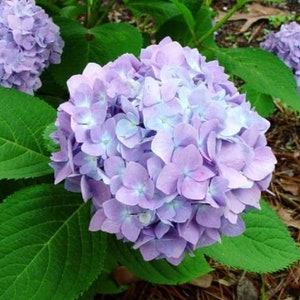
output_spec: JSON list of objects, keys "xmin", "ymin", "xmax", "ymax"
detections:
[
  {"xmin": 189, "ymin": 273, "xmax": 213, "ymax": 288},
  {"xmin": 272, "ymin": 206, "xmax": 300, "ymax": 230},
  {"xmin": 216, "ymin": 3, "xmax": 289, "ymax": 32},
  {"xmin": 113, "ymin": 266, "xmax": 140, "ymax": 285},
  {"xmin": 280, "ymin": 180, "xmax": 300, "ymax": 197},
  {"xmin": 217, "ymin": 273, "xmax": 237, "ymax": 287},
  {"xmin": 236, "ymin": 272, "xmax": 258, "ymax": 300}
]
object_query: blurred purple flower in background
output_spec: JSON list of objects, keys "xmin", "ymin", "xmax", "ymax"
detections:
[
  {"xmin": 260, "ymin": 21, "xmax": 300, "ymax": 92},
  {"xmin": 50, "ymin": 37, "xmax": 277, "ymax": 265},
  {"xmin": 0, "ymin": 0, "xmax": 64, "ymax": 94}
]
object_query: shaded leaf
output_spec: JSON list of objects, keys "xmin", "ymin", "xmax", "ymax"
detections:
[
  {"xmin": 37, "ymin": 67, "xmax": 68, "ymax": 101},
  {"xmin": 180, "ymin": 0, "xmax": 203, "ymax": 14},
  {"xmin": 171, "ymin": 0, "xmax": 195, "ymax": 34},
  {"xmin": 60, "ymin": 5, "xmax": 86, "ymax": 20},
  {"xmin": 50, "ymin": 18, "xmax": 143, "ymax": 88},
  {"xmin": 126, "ymin": 0, "xmax": 181, "ymax": 28},
  {"xmin": 156, "ymin": 15, "xmax": 191, "ymax": 45},
  {"xmin": 195, "ymin": 5, "xmax": 217, "ymax": 58},
  {"xmin": 35, "ymin": 0, "xmax": 61, "ymax": 15},
  {"xmin": 109, "ymin": 235, "xmax": 212, "ymax": 285}
]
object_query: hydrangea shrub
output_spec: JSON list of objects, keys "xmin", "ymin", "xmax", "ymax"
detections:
[
  {"xmin": 260, "ymin": 21, "xmax": 300, "ymax": 92},
  {"xmin": 50, "ymin": 37, "xmax": 277, "ymax": 265},
  {"xmin": 2, "ymin": 1, "xmax": 300, "ymax": 298},
  {"xmin": 0, "ymin": 0, "xmax": 64, "ymax": 94}
]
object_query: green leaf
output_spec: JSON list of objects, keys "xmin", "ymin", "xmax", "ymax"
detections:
[
  {"xmin": 59, "ymin": 0, "xmax": 79, "ymax": 6},
  {"xmin": 156, "ymin": 15, "xmax": 191, "ymax": 45},
  {"xmin": 50, "ymin": 18, "xmax": 143, "ymax": 88},
  {"xmin": 38, "ymin": 94, "xmax": 65, "ymax": 109},
  {"xmin": 93, "ymin": 252, "xmax": 129, "ymax": 295},
  {"xmin": 0, "ymin": 87, "xmax": 56, "ymax": 179},
  {"xmin": 109, "ymin": 235, "xmax": 212, "ymax": 285},
  {"xmin": 180, "ymin": 0, "xmax": 203, "ymax": 14},
  {"xmin": 79, "ymin": 247, "xmax": 129, "ymax": 298},
  {"xmin": 43, "ymin": 123, "xmax": 59, "ymax": 153},
  {"xmin": 38, "ymin": 67, "xmax": 68, "ymax": 100},
  {"xmin": 195, "ymin": 6, "xmax": 217, "ymax": 59},
  {"xmin": 0, "ymin": 175, "xmax": 53, "ymax": 202},
  {"xmin": 125, "ymin": 0, "xmax": 181, "ymax": 28},
  {"xmin": 241, "ymin": 84, "xmax": 275, "ymax": 117},
  {"xmin": 60, "ymin": 5, "xmax": 86, "ymax": 20},
  {"xmin": 0, "ymin": 179, "xmax": 25, "ymax": 202},
  {"xmin": 0, "ymin": 184, "xmax": 106, "ymax": 300},
  {"xmin": 171, "ymin": 0, "xmax": 195, "ymax": 34},
  {"xmin": 204, "ymin": 200, "xmax": 300, "ymax": 273},
  {"xmin": 215, "ymin": 48, "xmax": 300, "ymax": 112},
  {"xmin": 35, "ymin": 0, "xmax": 61, "ymax": 15}
]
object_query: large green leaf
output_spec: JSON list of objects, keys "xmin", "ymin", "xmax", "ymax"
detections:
[
  {"xmin": 0, "ymin": 184, "xmax": 106, "ymax": 300},
  {"xmin": 0, "ymin": 88, "xmax": 56, "ymax": 179},
  {"xmin": 50, "ymin": 18, "xmax": 143, "ymax": 88},
  {"xmin": 215, "ymin": 48, "xmax": 300, "ymax": 112},
  {"xmin": 109, "ymin": 235, "xmax": 212, "ymax": 285},
  {"xmin": 204, "ymin": 200, "xmax": 300, "ymax": 273}
]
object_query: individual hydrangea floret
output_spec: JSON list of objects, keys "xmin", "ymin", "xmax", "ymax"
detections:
[
  {"xmin": 260, "ymin": 21, "xmax": 300, "ymax": 92},
  {"xmin": 50, "ymin": 37, "xmax": 277, "ymax": 265},
  {"xmin": 0, "ymin": 0, "xmax": 64, "ymax": 94}
]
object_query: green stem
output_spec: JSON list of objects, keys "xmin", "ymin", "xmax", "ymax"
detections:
[
  {"xmin": 260, "ymin": 274, "xmax": 266, "ymax": 300},
  {"xmin": 95, "ymin": 0, "xmax": 116, "ymax": 26},
  {"xmin": 197, "ymin": 0, "xmax": 252, "ymax": 45},
  {"xmin": 86, "ymin": 0, "xmax": 93, "ymax": 28}
]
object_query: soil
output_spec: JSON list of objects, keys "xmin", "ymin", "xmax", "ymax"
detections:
[
  {"xmin": 214, "ymin": 1, "xmax": 300, "ymax": 48},
  {"xmin": 98, "ymin": 1, "xmax": 300, "ymax": 299}
]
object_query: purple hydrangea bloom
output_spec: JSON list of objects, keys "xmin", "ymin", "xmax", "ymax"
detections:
[
  {"xmin": 260, "ymin": 21, "xmax": 300, "ymax": 92},
  {"xmin": 50, "ymin": 37, "xmax": 277, "ymax": 265},
  {"xmin": 0, "ymin": 0, "xmax": 64, "ymax": 94}
]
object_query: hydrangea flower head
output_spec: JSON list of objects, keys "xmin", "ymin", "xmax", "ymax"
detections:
[
  {"xmin": 0, "ymin": 0, "xmax": 64, "ymax": 94},
  {"xmin": 260, "ymin": 21, "xmax": 300, "ymax": 92},
  {"xmin": 50, "ymin": 37, "xmax": 276, "ymax": 265}
]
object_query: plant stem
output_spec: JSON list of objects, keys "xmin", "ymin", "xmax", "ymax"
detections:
[
  {"xmin": 197, "ymin": 0, "xmax": 252, "ymax": 45},
  {"xmin": 86, "ymin": 0, "xmax": 93, "ymax": 28},
  {"xmin": 260, "ymin": 274, "xmax": 266, "ymax": 300},
  {"xmin": 95, "ymin": 0, "xmax": 116, "ymax": 26}
]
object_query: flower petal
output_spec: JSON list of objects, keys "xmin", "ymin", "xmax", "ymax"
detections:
[
  {"xmin": 196, "ymin": 205, "xmax": 222, "ymax": 228},
  {"xmin": 180, "ymin": 177, "xmax": 209, "ymax": 200},
  {"xmin": 243, "ymin": 147, "xmax": 277, "ymax": 181},
  {"xmin": 156, "ymin": 164, "xmax": 180, "ymax": 195}
]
